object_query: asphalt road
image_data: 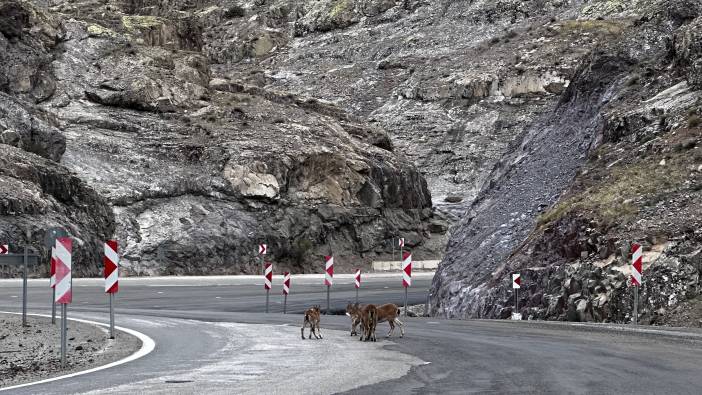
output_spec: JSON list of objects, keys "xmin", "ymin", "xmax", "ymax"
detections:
[
  {"xmin": 2, "ymin": 273, "xmax": 702, "ymax": 394},
  {"xmin": 0, "ymin": 272, "xmax": 434, "ymax": 315}
]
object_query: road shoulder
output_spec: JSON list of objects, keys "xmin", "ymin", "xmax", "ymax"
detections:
[{"xmin": 0, "ymin": 313, "xmax": 141, "ymax": 389}]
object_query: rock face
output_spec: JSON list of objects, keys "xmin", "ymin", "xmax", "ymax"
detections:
[
  {"xmin": 0, "ymin": 1, "xmax": 114, "ymax": 276},
  {"xmin": 3, "ymin": 0, "xmax": 702, "ymax": 326},
  {"xmin": 432, "ymin": 0, "xmax": 702, "ymax": 326},
  {"xmin": 1, "ymin": 0, "xmax": 441, "ymax": 276}
]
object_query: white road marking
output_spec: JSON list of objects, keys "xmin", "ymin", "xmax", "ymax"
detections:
[
  {"xmin": 215, "ymin": 296, "xmax": 221, "ymax": 299},
  {"xmin": 0, "ymin": 311, "xmax": 155, "ymax": 392},
  {"xmin": 427, "ymin": 321, "xmax": 439, "ymax": 325}
]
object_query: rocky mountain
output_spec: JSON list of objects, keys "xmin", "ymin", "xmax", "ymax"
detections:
[
  {"xmin": 0, "ymin": 0, "xmax": 443, "ymax": 276},
  {"xmin": 3, "ymin": 0, "xmax": 702, "ymax": 326},
  {"xmin": 431, "ymin": 0, "xmax": 702, "ymax": 326}
]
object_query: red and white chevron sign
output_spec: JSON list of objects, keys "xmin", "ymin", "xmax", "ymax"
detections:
[
  {"xmin": 264, "ymin": 262, "xmax": 272, "ymax": 290},
  {"xmin": 0, "ymin": 244, "xmax": 8, "ymax": 254},
  {"xmin": 54, "ymin": 237, "xmax": 72, "ymax": 304},
  {"xmin": 631, "ymin": 243, "xmax": 643, "ymax": 286},
  {"xmin": 354, "ymin": 268, "xmax": 361, "ymax": 288},
  {"xmin": 283, "ymin": 272, "xmax": 290, "ymax": 295},
  {"xmin": 398, "ymin": 238, "xmax": 405, "ymax": 248},
  {"xmin": 512, "ymin": 273, "xmax": 521, "ymax": 289},
  {"xmin": 50, "ymin": 247, "xmax": 56, "ymax": 289},
  {"xmin": 402, "ymin": 252, "xmax": 412, "ymax": 288},
  {"xmin": 324, "ymin": 255, "xmax": 334, "ymax": 286},
  {"xmin": 104, "ymin": 240, "xmax": 119, "ymax": 294},
  {"xmin": 258, "ymin": 244, "xmax": 267, "ymax": 255}
]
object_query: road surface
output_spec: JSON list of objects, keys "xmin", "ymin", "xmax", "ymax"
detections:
[{"xmin": 2, "ymin": 273, "xmax": 702, "ymax": 394}]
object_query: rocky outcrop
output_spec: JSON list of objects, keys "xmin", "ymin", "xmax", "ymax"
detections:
[
  {"xmin": 431, "ymin": 0, "xmax": 702, "ymax": 326},
  {"xmin": 0, "ymin": 0, "xmax": 115, "ymax": 275},
  {"xmin": 1, "ymin": 0, "xmax": 443, "ymax": 276}
]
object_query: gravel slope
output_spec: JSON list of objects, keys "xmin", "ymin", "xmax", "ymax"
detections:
[{"xmin": 0, "ymin": 313, "xmax": 140, "ymax": 388}]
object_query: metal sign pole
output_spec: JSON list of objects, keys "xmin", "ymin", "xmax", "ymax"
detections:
[
  {"xmin": 326, "ymin": 285, "xmax": 330, "ymax": 314},
  {"xmin": 400, "ymin": 245, "xmax": 403, "ymax": 267},
  {"xmin": 356, "ymin": 287, "xmax": 359, "ymax": 305},
  {"xmin": 265, "ymin": 289, "xmax": 270, "ymax": 313},
  {"xmin": 109, "ymin": 293, "xmax": 115, "ymax": 339},
  {"xmin": 404, "ymin": 287, "xmax": 408, "ymax": 317},
  {"xmin": 392, "ymin": 238, "xmax": 395, "ymax": 264},
  {"xmin": 61, "ymin": 303, "xmax": 67, "ymax": 368},
  {"xmin": 633, "ymin": 287, "xmax": 638, "ymax": 325},
  {"xmin": 515, "ymin": 288, "xmax": 519, "ymax": 316},
  {"xmin": 283, "ymin": 293, "xmax": 287, "ymax": 314},
  {"xmin": 22, "ymin": 246, "xmax": 28, "ymax": 327},
  {"xmin": 51, "ymin": 289, "xmax": 56, "ymax": 324}
]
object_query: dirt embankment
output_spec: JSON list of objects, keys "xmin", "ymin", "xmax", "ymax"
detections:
[{"xmin": 0, "ymin": 313, "xmax": 140, "ymax": 388}]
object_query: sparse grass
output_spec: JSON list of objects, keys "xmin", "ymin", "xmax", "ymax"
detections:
[
  {"xmin": 538, "ymin": 159, "xmax": 688, "ymax": 228},
  {"xmin": 87, "ymin": 24, "xmax": 119, "ymax": 38},
  {"xmin": 688, "ymin": 114, "xmax": 701, "ymax": 128},
  {"xmin": 121, "ymin": 15, "xmax": 163, "ymax": 33},
  {"xmin": 330, "ymin": 0, "xmax": 351, "ymax": 18},
  {"xmin": 560, "ymin": 19, "xmax": 626, "ymax": 36}
]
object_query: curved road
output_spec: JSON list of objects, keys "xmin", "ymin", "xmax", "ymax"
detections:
[{"xmin": 2, "ymin": 273, "xmax": 702, "ymax": 394}]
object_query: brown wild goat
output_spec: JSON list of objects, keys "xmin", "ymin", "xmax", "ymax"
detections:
[
  {"xmin": 345, "ymin": 303, "xmax": 362, "ymax": 336},
  {"xmin": 376, "ymin": 303, "xmax": 404, "ymax": 338},
  {"xmin": 301, "ymin": 305, "xmax": 322, "ymax": 340},
  {"xmin": 346, "ymin": 303, "xmax": 404, "ymax": 338},
  {"xmin": 360, "ymin": 304, "xmax": 377, "ymax": 342}
]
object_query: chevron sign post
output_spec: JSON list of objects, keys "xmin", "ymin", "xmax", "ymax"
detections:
[
  {"xmin": 49, "ymin": 247, "xmax": 57, "ymax": 324},
  {"xmin": 512, "ymin": 273, "xmax": 521, "ymax": 320},
  {"xmin": 0, "ymin": 244, "xmax": 7, "ymax": 254},
  {"xmin": 50, "ymin": 247, "xmax": 56, "ymax": 289},
  {"xmin": 104, "ymin": 240, "xmax": 119, "ymax": 339},
  {"xmin": 54, "ymin": 237, "xmax": 72, "ymax": 368},
  {"xmin": 324, "ymin": 255, "xmax": 333, "ymax": 314},
  {"xmin": 402, "ymin": 252, "xmax": 412, "ymax": 316},
  {"xmin": 54, "ymin": 238, "xmax": 72, "ymax": 304},
  {"xmin": 398, "ymin": 238, "xmax": 405, "ymax": 264},
  {"xmin": 105, "ymin": 241, "xmax": 119, "ymax": 293},
  {"xmin": 354, "ymin": 268, "xmax": 361, "ymax": 304},
  {"xmin": 283, "ymin": 271, "xmax": 290, "ymax": 314},
  {"xmin": 264, "ymin": 262, "xmax": 272, "ymax": 313},
  {"xmin": 257, "ymin": 244, "xmax": 268, "ymax": 289},
  {"xmin": 631, "ymin": 243, "xmax": 643, "ymax": 325}
]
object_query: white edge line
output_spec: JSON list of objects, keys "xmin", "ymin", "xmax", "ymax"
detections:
[{"xmin": 0, "ymin": 311, "xmax": 156, "ymax": 392}]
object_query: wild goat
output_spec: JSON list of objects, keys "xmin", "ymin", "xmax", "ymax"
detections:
[
  {"xmin": 376, "ymin": 303, "xmax": 404, "ymax": 338},
  {"xmin": 301, "ymin": 305, "xmax": 322, "ymax": 340},
  {"xmin": 346, "ymin": 302, "xmax": 404, "ymax": 338},
  {"xmin": 360, "ymin": 304, "xmax": 378, "ymax": 342},
  {"xmin": 346, "ymin": 302, "xmax": 362, "ymax": 336}
]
